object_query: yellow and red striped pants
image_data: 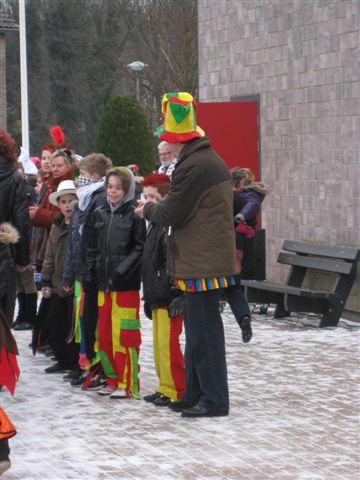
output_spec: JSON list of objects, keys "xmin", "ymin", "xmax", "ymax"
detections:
[
  {"xmin": 97, "ymin": 291, "xmax": 141, "ymax": 397},
  {"xmin": 152, "ymin": 307, "xmax": 185, "ymax": 400}
]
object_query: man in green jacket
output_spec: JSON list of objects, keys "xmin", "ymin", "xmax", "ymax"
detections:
[{"xmin": 136, "ymin": 92, "xmax": 236, "ymax": 417}]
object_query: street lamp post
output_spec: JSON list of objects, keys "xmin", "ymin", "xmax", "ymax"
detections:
[
  {"xmin": 127, "ymin": 61, "xmax": 148, "ymax": 101},
  {"xmin": 135, "ymin": 75, "xmax": 140, "ymax": 101}
]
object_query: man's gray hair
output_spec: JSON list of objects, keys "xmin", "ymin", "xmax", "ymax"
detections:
[{"xmin": 158, "ymin": 141, "xmax": 170, "ymax": 151}]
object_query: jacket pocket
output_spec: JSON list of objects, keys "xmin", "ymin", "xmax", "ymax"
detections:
[{"xmin": 94, "ymin": 221, "xmax": 105, "ymax": 229}]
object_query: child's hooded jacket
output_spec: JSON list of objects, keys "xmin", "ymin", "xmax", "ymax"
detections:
[
  {"xmin": 85, "ymin": 169, "xmax": 146, "ymax": 292},
  {"xmin": 63, "ymin": 180, "xmax": 106, "ymax": 287}
]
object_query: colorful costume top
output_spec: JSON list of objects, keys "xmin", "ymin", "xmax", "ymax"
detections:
[{"xmin": 174, "ymin": 275, "xmax": 235, "ymax": 292}]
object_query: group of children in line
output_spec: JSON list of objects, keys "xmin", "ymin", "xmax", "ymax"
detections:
[
  {"xmin": 13, "ymin": 135, "xmax": 268, "ymax": 408},
  {"xmin": 1, "ymin": 110, "xmax": 269, "ymax": 475},
  {"xmin": 30, "ymin": 151, "xmax": 186, "ymax": 405}
]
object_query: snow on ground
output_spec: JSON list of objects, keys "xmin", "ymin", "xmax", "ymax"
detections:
[{"xmin": 1, "ymin": 305, "xmax": 359, "ymax": 480}]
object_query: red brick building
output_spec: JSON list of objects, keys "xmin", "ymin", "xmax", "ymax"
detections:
[{"xmin": 198, "ymin": 0, "xmax": 360, "ymax": 319}]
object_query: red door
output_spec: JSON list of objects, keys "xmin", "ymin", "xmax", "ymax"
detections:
[{"xmin": 196, "ymin": 101, "xmax": 260, "ymax": 180}]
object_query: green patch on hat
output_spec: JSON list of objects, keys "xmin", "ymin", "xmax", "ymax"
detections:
[
  {"xmin": 170, "ymin": 101, "xmax": 191, "ymax": 124},
  {"xmin": 165, "ymin": 92, "xmax": 179, "ymax": 100}
]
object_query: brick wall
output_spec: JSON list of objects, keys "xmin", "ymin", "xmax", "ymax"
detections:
[
  {"xmin": 198, "ymin": 0, "xmax": 360, "ymax": 318},
  {"xmin": 0, "ymin": 34, "xmax": 6, "ymax": 130}
]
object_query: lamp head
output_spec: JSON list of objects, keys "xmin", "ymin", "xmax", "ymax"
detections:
[{"xmin": 127, "ymin": 61, "xmax": 148, "ymax": 72}]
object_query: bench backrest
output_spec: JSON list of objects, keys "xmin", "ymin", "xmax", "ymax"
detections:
[
  {"xmin": 282, "ymin": 240, "xmax": 360, "ymax": 262},
  {"xmin": 278, "ymin": 253, "xmax": 354, "ymax": 276},
  {"xmin": 278, "ymin": 240, "xmax": 360, "ymax": 300}
]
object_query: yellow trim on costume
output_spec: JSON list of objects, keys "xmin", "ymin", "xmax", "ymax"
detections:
[{"xmin": 98, "ymin": 291, "xmax": 105, "ymax": 307}]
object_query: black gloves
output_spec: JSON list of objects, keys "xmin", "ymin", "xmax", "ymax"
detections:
[
  {"xmin": 143, "ymin": 297, "xmax": 185, "ymax": 320},
  {"xmin": 144, "ymin": 302, "xmax": 152, "ymax": 320},
  {"xmin": 168, "ymin": 296, "xmax": 185, "ymax": 319}
]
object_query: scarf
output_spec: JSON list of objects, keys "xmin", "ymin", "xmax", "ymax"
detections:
[{"xmin": 77, "ymin": 177, "xmax": 105, "ymax": 212}]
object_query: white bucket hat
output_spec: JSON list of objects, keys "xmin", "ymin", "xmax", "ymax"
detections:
[{"xmin": 49, "ymin": 180, "xmax": 77, "ymax": 206}]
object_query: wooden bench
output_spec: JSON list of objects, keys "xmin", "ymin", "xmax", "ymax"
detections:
[{"xmin": 241, "ymin": 240, "xmax": 360, "ymax": 327}]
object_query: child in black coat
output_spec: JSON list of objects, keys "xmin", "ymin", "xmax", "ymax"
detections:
[
  {"xmin": 62, "ymin": 153, "xmax": 112, "ymax": 387},
  {"xmin": 141, "ymin": 174, "xmax": 185, "ymax": 406},
  {"xmin": 85, "ymin": 168, "xmax": 145, "ymax": 399}
]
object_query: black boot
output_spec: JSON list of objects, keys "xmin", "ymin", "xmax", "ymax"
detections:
[
  {"xmin": 25, "ymin": 293, "xmax": 38, "ymax": 326},
  {"xmin": 13, "ymin": 293, "xmax": 37, "ymax": 331},
  {"xmin": 240, "ymin": 315, "xmax": 252, "ymax": 343},
  {"xmin": 12, "ymin": 293, "xmax": 25, "ymax": 329}
]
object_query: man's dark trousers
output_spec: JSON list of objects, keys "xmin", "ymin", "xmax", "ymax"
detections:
[{"xmin": 182, "ymin": 289, "xmax": 229, "ymax": 411}]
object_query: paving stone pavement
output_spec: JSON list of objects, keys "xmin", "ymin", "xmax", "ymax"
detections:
[{"xmin": 1, "ymin": 305, "xmax": 359, "ymax": 480}]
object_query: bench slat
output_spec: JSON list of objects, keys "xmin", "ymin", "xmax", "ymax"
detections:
[
  {"xmin": 282, "ymin": 240, "xmax": 360, "ymax": 261},
  {"xmin": 241, "ymin": 280, "xmax": 292, "ymax": 294},
  {"xmin": 277, "ymin": 253, "xmax": 353, "ymax": 275},
  {"xmin": 241, "ymin": 280, "xmax": 331, "ymax": 299}
]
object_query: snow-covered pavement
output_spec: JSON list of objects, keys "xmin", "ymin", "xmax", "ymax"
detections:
[{"xmin": 1, "ymin": 306, "xmax": 359, "ymax": 480}]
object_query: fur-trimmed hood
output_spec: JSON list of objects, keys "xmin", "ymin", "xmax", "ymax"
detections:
[
  {"xmin": 243, "ymin": 181, "xmax": 270, "ymax": 196},
  {"xmin": 0, "ymin": 223, "xmax": 20, "ymax": 244}
]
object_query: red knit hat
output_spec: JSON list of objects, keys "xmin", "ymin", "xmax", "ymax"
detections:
[{"xmin": 142, "ymin": 173, "xmax": 170, "ymax": 188}]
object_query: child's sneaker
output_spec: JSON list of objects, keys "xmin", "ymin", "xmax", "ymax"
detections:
[
  {"xmin": 63, "ymin": 368, "xmax": 82, "ymax": 382},
  {"xmin": 97, "ymin": 385, "xmax": 116, "ymax": 396},
  {"xmin": 143, "ymin": 392, "xmax": 161, "ymax": 403},
  {"xmin": 82, "ymin": 373, "xmax": 106, "ymax": 391},
  {"xmin": 110, "ymin": 388, "xmax": 127, "ymax": 399},
  {"xmin": 71, "ymin": 371, "xmax": 89, "ymax": 387}
]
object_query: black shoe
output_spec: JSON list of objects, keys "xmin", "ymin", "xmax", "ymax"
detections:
[
  {"xmin": 13, "ymin": 322, "xmax": 33, "ymax": 331},
  {"xmin": 63, "ymin": 369, "xmax": 82, "ymax": 382},
  {"xmin": 168, "ymin": 399, "xmax": 192, "ymax": 412},
  {"xmin": 71, "ymin": 373, "xmax": 87, "ymax": 387},
  {"xmin": 44, "ymin": 362, "xmax": 71, "ymax": 374},
  {"xmin": 181, "ymin": 404, "xmax": 229, "ymax": 418},
  {"xmin": 153, "ymin": 395, "xmax": 171, "ymax": 407},
  {"xmin": 11, "ymin": 320, "xmax": 21, "ymax": 330},
  {"xmin": 143, "ymin": 392, "xmax": 161, "ymax": 403},
  {"xmin": 240, "ymin": 315, "xmax": 252, "ymax": 343},
  {"xmin": 37, "ymin": 345, "xmax": 51, "ymax": 354}
]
